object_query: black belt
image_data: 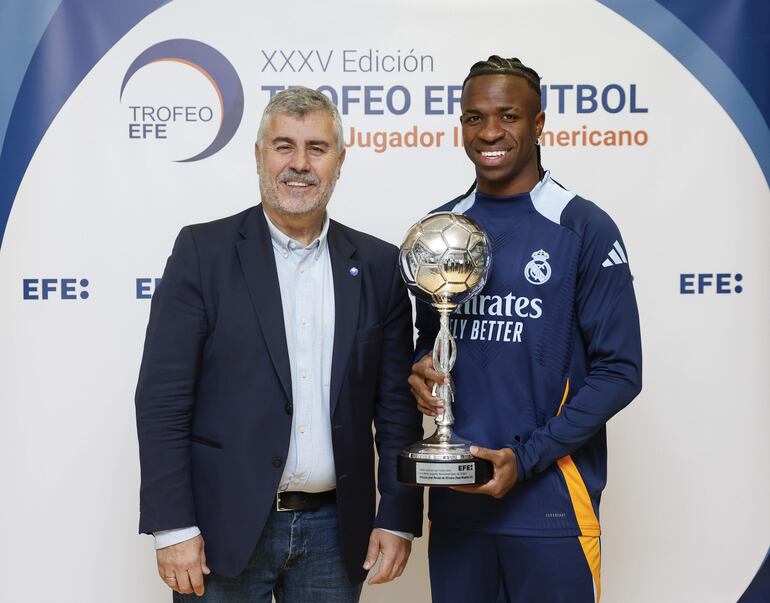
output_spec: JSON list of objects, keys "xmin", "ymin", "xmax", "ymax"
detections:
[{"xmin": 275, "ymin": 489, "xmax": 336, "ymax": 512}]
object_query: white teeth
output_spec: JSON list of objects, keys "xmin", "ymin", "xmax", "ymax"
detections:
[
  {"xmin": 481, "ymin": 150, "xmax": 506, "ymax": 157},
  {"xmin": 285, "ymin": 181, "xmax": 310, "ymax": 187}
]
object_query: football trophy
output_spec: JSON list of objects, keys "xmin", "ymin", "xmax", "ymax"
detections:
[{"xmin": 397, "ymin": 212, "xmax": 494, "ymax": 486}]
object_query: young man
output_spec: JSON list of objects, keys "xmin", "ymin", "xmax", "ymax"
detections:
[
  {"xmin": 136, "ymin": 87, "xmax": 423, "ymax": 602},
  {"xmin": 409, "ymin": 56, "xmax": 643, "ymax": 602}
]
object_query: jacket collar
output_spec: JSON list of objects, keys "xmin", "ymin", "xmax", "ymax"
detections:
[{"xmin": 236, "ymin": 205, "xmax": 362, "ymax": 418}]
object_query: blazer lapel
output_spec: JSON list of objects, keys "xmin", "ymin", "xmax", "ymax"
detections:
[
  {"xmin": 328, "ymin": 222, "xmax": 361, "ymax": 418},
  {"xmin": 236, "ymin": 205, "xmax": 292, "ymax": 405}
]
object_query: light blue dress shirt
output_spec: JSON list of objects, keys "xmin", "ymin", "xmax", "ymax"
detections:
[{"xmin": 267, "ymin": 213, "xmax": 337, "ymax": 493}]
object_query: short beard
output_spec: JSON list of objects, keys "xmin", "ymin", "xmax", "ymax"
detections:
[{"xmin": 259, "ymin": 170, "xmax": 338, "ymax": 217}]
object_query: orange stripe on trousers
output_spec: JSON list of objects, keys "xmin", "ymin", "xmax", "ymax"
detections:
[{"xmin": 555, "ymin": 379, "xmax": 602, "ymax": 600}]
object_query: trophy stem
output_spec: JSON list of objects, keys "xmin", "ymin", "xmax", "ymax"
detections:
[{"xmin": 432, "ymin": 310, "xmax": 456, "ymax": 429}]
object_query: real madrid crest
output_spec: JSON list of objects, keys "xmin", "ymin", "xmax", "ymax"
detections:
[{"xmin": 524, "ymin": 249, "xmax": 551, "ymax": 285}]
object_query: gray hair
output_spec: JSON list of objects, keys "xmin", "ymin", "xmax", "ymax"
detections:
[{"xmin": 256, "ymin": 87, "xmax": 344, "ymax": 153}]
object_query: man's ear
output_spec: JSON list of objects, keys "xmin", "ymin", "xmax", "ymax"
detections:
[{"xmin": 336, "ymin": 148, "xmax": 346, "ymax": 179}]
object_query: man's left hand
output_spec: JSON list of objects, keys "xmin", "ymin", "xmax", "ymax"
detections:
[
  {"xmin": 363, "ymin": 528, "xmax": 412, "ymax": 585},
  {"xmin": 450, "ymin": 446, "xmax": 519, "ymax": 499}
]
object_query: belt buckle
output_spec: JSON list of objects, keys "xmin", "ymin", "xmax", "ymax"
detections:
[{"xmin": 276, "ymin": 491, "xmax": 291, "ymax": 512}]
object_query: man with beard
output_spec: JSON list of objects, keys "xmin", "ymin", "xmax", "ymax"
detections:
[
  {"xmin": 409, "ymin": 56, "xmax": 642, "ymax": 602},
  {"xmin": 136, "ymin": 87, "xmax": 423, "ymax": 601}
]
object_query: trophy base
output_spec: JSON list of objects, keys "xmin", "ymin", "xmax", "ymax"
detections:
[{"xmin": 396, "ymin": 429, "xmax": 493, "ymax": 486}]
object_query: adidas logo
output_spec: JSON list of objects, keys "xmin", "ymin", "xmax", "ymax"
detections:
[{"xmin": 601, "ymin": 240, "xmax": 628, "ymax": 268}]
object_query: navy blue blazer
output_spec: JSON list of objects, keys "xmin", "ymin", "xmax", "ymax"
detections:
[{"xmin": 135, "ymin": 204, "xmax": 423, "ymax": 582}]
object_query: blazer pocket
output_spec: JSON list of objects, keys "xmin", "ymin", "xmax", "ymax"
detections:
[
  {"xmin": 354, "ymin": 323, "xmax": 384, "ymax": 344},
  {"xmin": 191, "ymin": 434, "xmax": 222, "ymax": 449}
]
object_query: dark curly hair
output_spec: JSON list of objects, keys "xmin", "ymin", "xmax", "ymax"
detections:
[{"xmin": 462, "ymin": 55, "xmax": 542, "ymax": 96}]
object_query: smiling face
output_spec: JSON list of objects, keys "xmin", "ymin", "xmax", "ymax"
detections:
[
  {"xmin": 255, "ymin": 110, "xmax": 345, "ymax": 221},
  {"xmin": 460, "ymin": 74, "xmax": 545, "ymax": 196}
]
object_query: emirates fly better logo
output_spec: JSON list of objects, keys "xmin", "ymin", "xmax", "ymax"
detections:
[{"xmin": 120, "ymin": 39, "xmax": 244, "ymax": 162}]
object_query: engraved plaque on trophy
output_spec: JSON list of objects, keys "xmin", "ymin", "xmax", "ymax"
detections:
[{"xmin": 397, "ymin": 212, "xmax": 494, "ymax": 486}]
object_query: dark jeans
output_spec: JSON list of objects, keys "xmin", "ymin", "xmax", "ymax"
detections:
[{"xmin": 174, "ymin": 503, "xmax": 362, "ymax": 602}]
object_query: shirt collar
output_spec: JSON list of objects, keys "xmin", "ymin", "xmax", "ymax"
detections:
[
  {"xmin": 528, "ymin": 170, "xmax": 552, "ymax": 203},
  {"xmin": 264, "ymin": 211, "xmax": 330, "ymax": 260}
]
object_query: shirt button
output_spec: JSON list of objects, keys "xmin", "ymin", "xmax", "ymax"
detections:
[
  {"xmin": 301, "ymin": 372, "xmax": 307, "ymax": 380},
  {"xmin": 299, "ymin": 426, "xmax": 306, "ymax": 433},
  {"xmin": 299, "ymin": 268, "xmax": 305, "ymax": 273},
  {"xmin": 272, "ymin": 457, "xmax": 283, "ymax": 468},
  {"xmin": 301, "ymin": 319, "xmax": 307, "ymax": 326}
]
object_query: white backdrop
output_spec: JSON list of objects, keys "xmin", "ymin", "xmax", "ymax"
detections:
[{"xmin": 1, "ymin": 1, "xmax": 768, "ymax": 601}]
